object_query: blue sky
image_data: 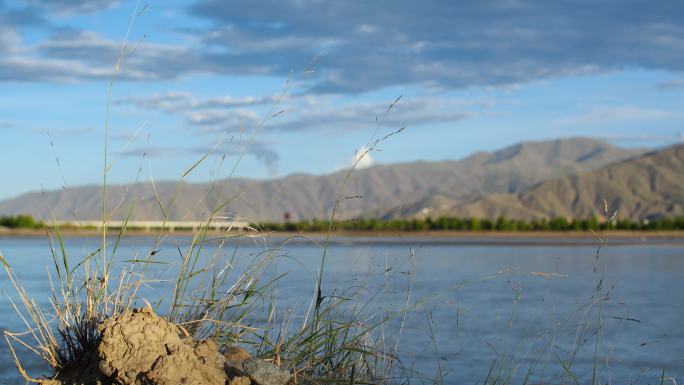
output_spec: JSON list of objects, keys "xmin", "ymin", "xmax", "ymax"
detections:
[{"xmin": 1, "ymin": 0, "xmax": 684, "ymax": 200}]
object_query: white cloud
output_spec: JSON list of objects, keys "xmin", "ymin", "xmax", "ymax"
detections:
[
  {"xmin": 121, "ymin": 92, "xmax": 480, "ymax": 134},
  {"xmin": 25, "ymin": 0, "xmax": 120, "ymax": 14},
  {"xmin": 350, "ymin": 146, "xmax": 374, "ymax": 169},
  {"xmin": 5, "ymin": 0, "xmax": 684, "ymax": 94},
  {"xmin": 0, "ymin": 27, "xmax": 199, "ymax": 83},
  {"xmin": 188, "ymin": 109, "xmax": 261, "ymax": 128},
  {"xmin": 188, "ymin": 0, "xmax": 684, "ymax": 93},
  {"xmin": 328, "ymin": 145, "xmax": 375, "ymax": 174}
]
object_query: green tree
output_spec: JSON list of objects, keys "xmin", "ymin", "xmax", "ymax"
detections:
[
  {"xmin": 495, "ymin": 216, "xmax": 511, "ymax": 231},
  {"xmin": 0, "ymin": 215, "xmax": 37, "ymax": 229},
  {"xmin": 549, "ymin": 217, "xmax": 569, "ymax": 231}
]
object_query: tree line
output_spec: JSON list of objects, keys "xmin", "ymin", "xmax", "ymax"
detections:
[
  {"xmin": 2, "ymin": 214, "xmax": 684, "ymax": 232},
  {"xmin": 254, "ymin": 216, "xmax": 684, "ymax": 232}
]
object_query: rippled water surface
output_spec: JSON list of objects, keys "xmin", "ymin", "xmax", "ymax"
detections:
[{"xmin": 1, "ymin": 234, "xmax": 683, "ymax": 384}]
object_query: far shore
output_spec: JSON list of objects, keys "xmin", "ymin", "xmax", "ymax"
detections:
[{"xmin": 2, "ymin": 226, "xmax": 684, "ymax": 242}]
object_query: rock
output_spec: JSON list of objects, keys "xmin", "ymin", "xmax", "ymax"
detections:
[
  {"xmin": 242, "ymin": 358, "xmax": 290, "ymax": 385},
  {"xmin": 96, "ymin": 307, "xmax": 227, "ymax": 385},
  {"xmin": 224, "ymin": 346, "xmax": 252, "ymax": 362},
  {"xmin": 223, "ymin": 346, "xmax": 252, "ymax": 378}
]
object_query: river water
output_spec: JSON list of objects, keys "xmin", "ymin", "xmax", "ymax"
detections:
[{"xmin": 0, "ymin": 234, "xmax": 682, "ymax": 384}]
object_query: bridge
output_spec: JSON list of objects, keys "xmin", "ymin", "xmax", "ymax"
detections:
[{"xmin": 53, "ymin": 220, "xmax": 251, "ymax": 232}]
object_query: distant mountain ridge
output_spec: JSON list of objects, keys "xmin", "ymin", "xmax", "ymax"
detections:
[
  {"xmin": 0, "ymin": 137, "xmax": 647, "ymax": 222},
  {"xmin": 437, "ymin": 144, "xmax": 684, "ymax": 221}
]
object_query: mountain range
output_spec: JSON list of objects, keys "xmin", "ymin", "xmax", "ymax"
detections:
[
  {"xmin": 443, "ymin": 143, "xmax": 684, "ymax": 221},
  {"xmin": 2, "ymin": 137, "xmax": 680, "ymax": 222}
]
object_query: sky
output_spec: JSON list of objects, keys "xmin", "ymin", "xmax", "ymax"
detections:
[{"xmin": 1, "ymin": 0, "xmax": 684, "ymax": 200}]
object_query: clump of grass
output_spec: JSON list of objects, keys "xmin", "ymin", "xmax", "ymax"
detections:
[
  {"xmin": 1, "ymin": 136, "xmax": 411, "ymax": 384},
  {"xmin": 2, "ymin": 137, "xmax": 414, "ymax": 382},
  {"xmin": 0, "ymin": 6, "xmax": 411, "ymax": 383}
]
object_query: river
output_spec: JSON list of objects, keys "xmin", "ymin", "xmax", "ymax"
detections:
[{"xmin": 0, "ymin": 234, "xmax": 682, "ymax": 384}]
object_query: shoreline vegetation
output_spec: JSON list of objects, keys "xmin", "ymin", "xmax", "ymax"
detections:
[
  {"xmin": 3, "ymin": 227, "xmax": 684, "ymax": 239},
  {"xmin": 2, "ymin": 214, "xmax": 684, "ymax": 236}
]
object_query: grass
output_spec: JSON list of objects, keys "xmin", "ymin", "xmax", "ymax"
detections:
[
  {"xmin": 0, "ymin": 126, "xmax": 669, "ymax": 385},
  {"xmin": 0, "ymin": 5, "xmax": 673, "ymax": 385},
  {"xmin": 0, "ymin": 143, "xmax": 673, "ymax": 384},
  {"xmin": 0, "ymin": 6, "xmax": 412, "ymax": 383},
  {"xmin": 1, "ymin": 139, "xmax": 413, "ymax": 383}
]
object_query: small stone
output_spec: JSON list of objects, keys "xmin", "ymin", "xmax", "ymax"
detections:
[
  {"xmin": 242, "ymin": 358, "xmax": 290, "ymax": 385},
  {"xmin": 98, "ymin": 359, "xmax": 113, "ymax": 377},
  {"xmin": 223, "ymin": 346, "xmax": 252, "ymax": 362},
  {"xmin": 223, "ymin": 346, "xmax": 252, "ymax": 377}
]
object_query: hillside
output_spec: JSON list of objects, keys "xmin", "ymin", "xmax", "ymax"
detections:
[
  {"xmin": 0, "ymin": 137, "xmax": 643, "ymax": 222},
  {"xmin": 418, "ymin": 144, "xmax": 684, "ymax": 221}
]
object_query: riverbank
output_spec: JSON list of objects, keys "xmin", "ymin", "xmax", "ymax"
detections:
[{"xmin": 2, "ymin": 226, "xmax": 684, "ymax": 244}]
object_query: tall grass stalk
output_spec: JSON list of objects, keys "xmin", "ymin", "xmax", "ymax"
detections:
[{"xmin": 313, "ymin": 96, "xmax": 404, "ymax": 330}]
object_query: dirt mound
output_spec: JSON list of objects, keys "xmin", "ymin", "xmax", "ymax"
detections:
[
  {"xmin": 98, "ymin": 307, "xmax": 227, "ymax": 385},
  {"xmin": 39, "ymin": 308, "xmax": 220, "ymax": 385},
  {"xmin": 38, "ymin": 308, "xmax": 291, "ymax": 385}
]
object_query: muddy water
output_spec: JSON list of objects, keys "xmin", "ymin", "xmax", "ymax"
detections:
[{"xmin": 1, "ymin": 235, "xmax": 683, "ymax": 384}]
